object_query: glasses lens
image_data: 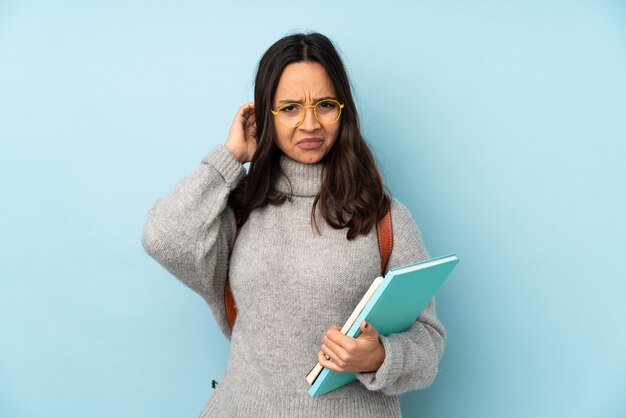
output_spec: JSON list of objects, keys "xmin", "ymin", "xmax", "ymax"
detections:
[
  {"xmin": 275, "ymin": 100, "xmax": 342, "ymax": 127},
  {"xmin": 315, "ymin": 100, "xmax": 341, "ymax": 124},
  {"xmin": 277, "ymin": 104, "xmax": 304, "ymax": 127}
]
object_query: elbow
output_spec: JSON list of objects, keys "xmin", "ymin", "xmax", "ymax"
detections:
[
  {"xmin": 417, "ymin": 331, "xmax": 446, "ymax": 390},
  {"xmin": 141, "ymin": 219, "xmax": 162, "ymax": 261},
  {"xmin": 140, "ymin": 200, "xmax": 182, "ymax": 263},
  {"xmin": 140, "ymin": 209, "xmax": 203, "ymax": 278},
  {"xmin": 401, "ymin": 336, "xmax": 446, "ymax": 395},
  {"xmin": 392, "ymin": 360, "xmax": 441, "ymax": 396},
  {"xmin": 378, "ymin": 363, "xmax": 440, "ymax": 396},
  {"xmin": 141, "ymin": 206, "xmax": 175, "ymax": 263},
  {"xmin": 422, "ymin": 328, "xmax": 446, "ymax": 389},
  {"xmin": 140, "ymin": 201, "xmax": 162, "ymax": 258},
  {"xmin": 420, "ymin": 363, "xmax": 440, "ymax": 389}
]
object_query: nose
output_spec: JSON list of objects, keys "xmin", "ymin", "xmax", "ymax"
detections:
[{"xmin": 299, "ymin": 106, "xmax": 321, "ymax": 130}]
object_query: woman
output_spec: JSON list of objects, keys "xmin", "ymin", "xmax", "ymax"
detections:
[{"xmin": 142, "ymin": 32, "xmax": 445, "ymax": 418}]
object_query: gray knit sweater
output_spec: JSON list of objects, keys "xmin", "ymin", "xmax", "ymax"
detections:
[{"xmin": 141, "ymin": 144, "xmax": 446, "ymax": 418}]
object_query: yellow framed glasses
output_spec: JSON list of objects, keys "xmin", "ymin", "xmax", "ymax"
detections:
[{"xmin": 271, "ymin": 99, "xmax": 345, "ymax": 128}]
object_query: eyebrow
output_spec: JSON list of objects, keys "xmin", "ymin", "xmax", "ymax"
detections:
[{"xmin": 277, "ymin": 96, "xmax": 337, "ymax": 104}]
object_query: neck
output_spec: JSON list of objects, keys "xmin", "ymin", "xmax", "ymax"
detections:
[{"xmin": 274, "ymin": 154, "xmax": 324, "ymax": 197}]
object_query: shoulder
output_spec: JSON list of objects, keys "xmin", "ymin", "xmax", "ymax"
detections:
[
  {"xmin": 389, "ymin": 197, "xmax": 409, "ymax": 216},
  {"xmin": 386, "ymin": 196, "xmax": 430, "ymax": 264},
  {"xmin": 389, "ymin": 197, "xmax": 419, "ymax": 233}
]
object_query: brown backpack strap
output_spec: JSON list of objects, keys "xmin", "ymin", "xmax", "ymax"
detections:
[
  {"xmin": 224, "ymin": 216, "xmax": 242, "ymax": 332},
  {"xmin": 225, "ymin": 209, "xmax": 393, "ymax": 332},
  {"xmin": 224, "ymin": 278, "xmax": 237, "ymax": 332},
  {"xmin": 376, "ymin": 208, "xmax": 393, "ymax": 275}
]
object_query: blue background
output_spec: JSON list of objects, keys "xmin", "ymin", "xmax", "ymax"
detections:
[{"xmin": 1, "ymin": 1, "xmax": 625, "ymax": 417}]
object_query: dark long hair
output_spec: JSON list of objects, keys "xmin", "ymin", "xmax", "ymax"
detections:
[{"xmin": 229, "ymin": 32, "xmax": 391, "ymax": 240}]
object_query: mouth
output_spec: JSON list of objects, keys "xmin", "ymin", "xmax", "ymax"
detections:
[
  {"xmin": 296, "ymin": 137, "xmax": 324, "ymax": 145},
  {"xmin": 296, "ymin": 137, "xmax": 324, "ymax": 150}
]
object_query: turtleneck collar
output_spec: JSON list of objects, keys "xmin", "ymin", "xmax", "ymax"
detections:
[{"xmin": 274, "ymin": 154, "xmax": 324, "ymax": 197}]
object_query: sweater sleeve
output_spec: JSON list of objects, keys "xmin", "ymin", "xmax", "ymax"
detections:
[
  {"xmin": 354, "ymin": 199, "xmax": 446, "ymax": 395},
  {"xmin": 141, "ymin": 144, "xmax": 246, "ymax": 341}
]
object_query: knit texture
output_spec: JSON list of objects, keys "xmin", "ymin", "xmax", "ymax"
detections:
[{"xmin": 141, "ymin": 144, "xmax": 446, "ymax": 417}]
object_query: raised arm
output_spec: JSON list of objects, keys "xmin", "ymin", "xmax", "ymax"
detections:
[
  {"xmin": 355, "ymin": 199, "xmax": 446, "ymax": 395},
  {"xmin": 141, "ymin": 144, "xmax": 246, "ymax": 340}
]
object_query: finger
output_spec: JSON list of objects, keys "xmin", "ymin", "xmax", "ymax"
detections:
[
  {"xmin": 319, "ymin": 347, "xmax": 342, "ymax": 371},
  {"xmin": 246, "ymin": 131, "xmax": 257, "ymax": 144},
  {"xmin": 245, "ymin": 118, "xmax": 257, "ymax": 133},
  {"xmin": 325, "ymin": 327, "xmax": 352, "ymax": 352},
  {"xmin": 321, "ymin": 339, "xmax": 347, "ymax": 365},
  {"xmin": 245, "ymin": 113, "xmax": 256, "ymax": 127},
  {"xmin": 237, "ymin": 103, "xmax": 255, "ymax": 119},
  {"xmin": 320, "ymin": 341, "xmax": 340, "ymax": 362},
  {"xmin": 318, "ymin": 350, "xmax": 338, "ymax": 372}
]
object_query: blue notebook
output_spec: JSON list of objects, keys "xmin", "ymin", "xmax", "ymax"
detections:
[{"xmin": 306, "ymin": 253, "xmax": 460, "ymax": 397}]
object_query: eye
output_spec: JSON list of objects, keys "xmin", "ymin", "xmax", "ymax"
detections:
[
  {"xmin": 279, "ymin": 105, "xmax": 298, "ymax": 113},
  {"xmin": 318, "ymin": 101, "xmax": 337, "ymax": 109}
]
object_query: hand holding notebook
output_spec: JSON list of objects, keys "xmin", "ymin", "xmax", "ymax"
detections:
[{"xmin": 306, "ymin": 253, "xmax": 460, "ymax": 397}]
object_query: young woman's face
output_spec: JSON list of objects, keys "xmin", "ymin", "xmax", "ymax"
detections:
[{"xmin": 272, "ymin": 61, "xmax": 341, "ymax": 164}]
